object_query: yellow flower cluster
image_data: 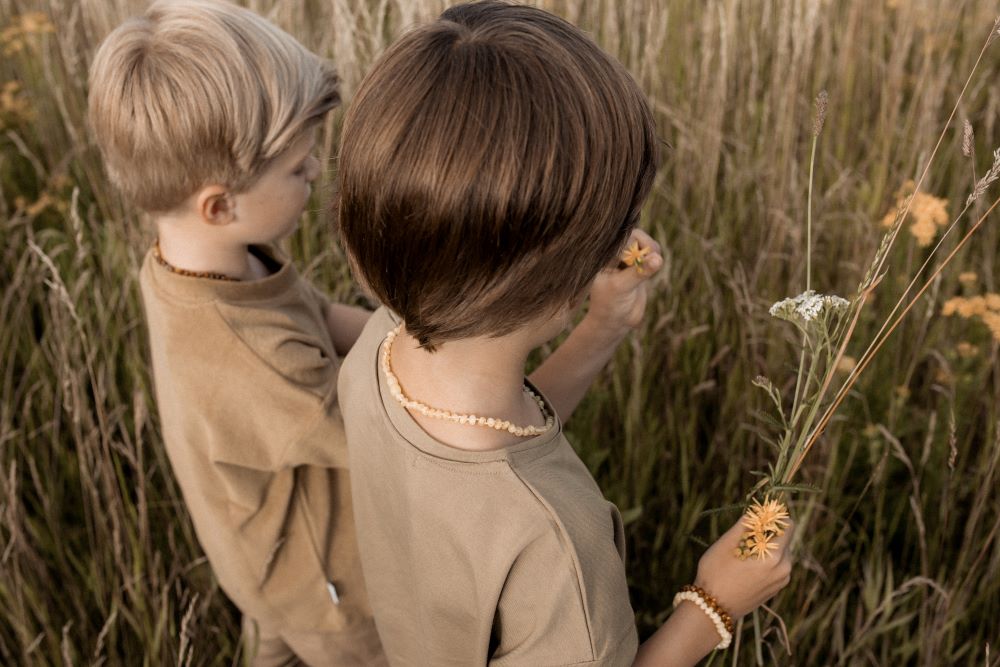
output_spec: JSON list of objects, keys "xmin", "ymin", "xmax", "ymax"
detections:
[
  {"xmin": 1, "ymin": 12, "xmax": 55, "ymax": 56},
  {"xmin": 835, "ymin": 355, "xmax": 857, "ymax": 374},
  {"xmin": 12, "ymin": 173, "xmax": 71, "ymax": 219},
  {"xmin": 14, "ymin": 192, "xmax": 56, "ymax": 217},
  {"xmin": 735, "ymin": 497, "xmax": 790, "ymax": 561},
  {"xmin": 0, "ymin": 80, "xmax": 33, "ymax": 128},
  {"xmin": 942, "ymin": 294, "xmax": 1000, "ymax": 342},
  {"xmin": 880, "ymin": 180, "xmax": 949, "ymax": 248},
  {"xmin": 957, "ymin": 341, "xmax": 979, "ymax": 358}
]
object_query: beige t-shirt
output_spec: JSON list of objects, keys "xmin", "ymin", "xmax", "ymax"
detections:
[
  {"xmin": 139, "ymin": 245, "xmax": 372, "ymax": 634},
  {"xmin": 339, "ymin": 308, "xmax": 638, "ymax": 665}
]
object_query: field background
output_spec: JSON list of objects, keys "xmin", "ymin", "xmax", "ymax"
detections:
[{"xmin": 2, "ymin": 0, "xmax": 999, "ymax": 664}]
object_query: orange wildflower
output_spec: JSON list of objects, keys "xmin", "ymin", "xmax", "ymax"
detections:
[
  {"xmin": 879, "ymin": 180, "xmax": 949, "ymax": 248},
  {"xmin": 736, "ymin": 497, "xmax": 790, "ymax": 561},
  {"xmin": 621, "ymin": 241, "xmax": 651, "ymax": 273}
]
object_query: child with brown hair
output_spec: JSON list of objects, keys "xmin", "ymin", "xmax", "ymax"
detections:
[
  {"xmin": 88, "ymin": 1, "xmax": 383, "ymax": 663},
  {"xmin": 336, "ymin": 2, "xmax": 794, "ymax": 664}
]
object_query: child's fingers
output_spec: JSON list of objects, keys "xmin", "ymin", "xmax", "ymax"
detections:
[
  {"xmin": 718, "ymin": 516, "xmax": 750, "ymax": 549},
  {"xmin": 612, "ymin": 250, "xmax": 663, "ymax": 290},
  {"xmin": 770, "ymin": 519, "xmax": 796, "ymax": 560},
  {"xmin": 611, "ymin": 228, "xmax": 661, "ymax": 270},
  {"xmin": 773, "ymin": 519, "xmax": 796, "ymax": 548},
  {"xmin": 641, "ymin": 252, "xmax": 664, "ymax": 275},
  {"xmin": 629, "ymin": 228, "xmax": 661, "ymax": 256}
]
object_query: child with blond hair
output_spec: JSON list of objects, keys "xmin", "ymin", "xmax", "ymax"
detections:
[
  {"xmin": 88, "ymin": 1, "xmax": 383, "ymax": 663},
  {"xmin": 336, "ymin": 2, "xmax": 795, "ymax": 664}
]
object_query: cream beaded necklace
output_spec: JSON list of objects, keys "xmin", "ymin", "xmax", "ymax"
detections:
[{"xmin": 381, "ymin": 326, "xmax": 555, "ymax": 438}]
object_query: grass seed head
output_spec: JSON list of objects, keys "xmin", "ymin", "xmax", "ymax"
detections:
[{"xmin": 813, "ymin": 90, "xmax": 828, "ymax": 137}]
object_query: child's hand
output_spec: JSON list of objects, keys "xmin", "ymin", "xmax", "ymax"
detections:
[
  {"xmin": 693, "ymin": 515, "xmax": 795, "ymax": 619},
  {"xmin": 586, "ymin": 229, "xmax": 663, "ymax": 336},
  {"xmin": 530, "ymin": 229, "xmax": 663, "ymax": 422}
]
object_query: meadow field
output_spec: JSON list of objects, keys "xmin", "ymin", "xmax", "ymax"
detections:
[{"xmin": 1, "ymin": 0, "xmax": 999, "ymax": 664}]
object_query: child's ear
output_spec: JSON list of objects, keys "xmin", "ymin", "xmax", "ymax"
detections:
[{"xmin": 195, "ymin": 185, "xmax": 236, "ymax": 226}]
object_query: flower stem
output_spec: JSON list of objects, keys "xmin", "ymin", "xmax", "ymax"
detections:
[
  {"xmin": 787, "ymin": 133, "xmax": 821, "ymax": 461},
  {"xmin": 788, "ymin": 192, "xmax": 1000, "ymax": 480},
  {"xmin": 778, "ymin": 18, "xmax": 1000, "ymax": 482}
]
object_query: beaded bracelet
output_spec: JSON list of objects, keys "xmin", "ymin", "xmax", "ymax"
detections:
[
  {"xmin": 679, "ymin": 585, "xmax": 735, "ymax": 634},
  {"xmin": 672, "ymin": 585, "xmax": 735, "ymax": 650}
]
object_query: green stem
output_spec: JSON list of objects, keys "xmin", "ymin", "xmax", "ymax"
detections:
[
  {"xmin": 782, "ymin": 134, "xmax": 820, "ymax": 484},
  {"xmin": 779, "ymin": 333, "xmax": 822, "ymax": 483},
  {"xmin": 796, "ymin": 135, "xmax": 820, "ymax": 409}
]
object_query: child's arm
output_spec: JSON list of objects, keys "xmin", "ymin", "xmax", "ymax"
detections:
[
  {"xmin": 325, "ymin": 302, "xmax": 373, "ymax": 356},
  {"xmin": 634, "ymin": 519, "xmax": 795, "ymax": 666},
  {"xmin": 529, "ymin": 229, "xmax": 663, "ymax": 421}
]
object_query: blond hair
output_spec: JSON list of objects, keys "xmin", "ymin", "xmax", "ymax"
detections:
[{"xmin": 88, "ymin": 0, "xmax": 339, "ymax": 213}]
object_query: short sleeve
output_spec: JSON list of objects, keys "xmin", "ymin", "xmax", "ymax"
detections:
[
  {"xmin": 489, "ymin": 531, "xmax": 637, "ymax": 666},
  {"xmin": 200, "ymin": 301, "xmax": 348, "ymax": 472},
  {"xmin": 217, "ymin": 300, "xmax": 337, "ymax": 396},
  {"xmin": 278, "ymin": 398, "xmax": 349, "ymax": 469}
]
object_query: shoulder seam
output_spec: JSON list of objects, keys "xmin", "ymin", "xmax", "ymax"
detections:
[
  {"xmin": 211, "ymin": 302, "xmax": 333, "ymax": 466},
  {"xmin": 504, "ymin": 464, "xmax": 597, "ymax": 660},
  {"xmin": 212, "ymin": 301, "xmax": 335, "ymax": 398}
]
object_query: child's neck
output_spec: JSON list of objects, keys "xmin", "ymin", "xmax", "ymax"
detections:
[
  {"xmin": 155, "ymin": 217, "xmax": 269, "ymax": 281},
  {"xmin": 389, "ymin": 329, "xmax": 549, "ymax": 451}
]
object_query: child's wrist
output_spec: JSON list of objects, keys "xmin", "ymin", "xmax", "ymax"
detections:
[
  {"xmin": 579, "ymin": 311, "xmax": 632, "ymax": 344},
  {"xmin": 659, "ymin": 599, "xmax": 730, "ymax": 660},
  {"xmin": 673, "ymin": 584, "xmax": 735, "ymax": 649}
]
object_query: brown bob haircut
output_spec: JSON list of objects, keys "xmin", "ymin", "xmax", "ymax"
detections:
[{"xmin": 338, "ymin": 0, "xmax": 659, "ymax": 349}]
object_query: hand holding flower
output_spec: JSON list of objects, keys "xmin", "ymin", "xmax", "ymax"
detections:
[
  {"xmin": 695, "ymin": 513, "xmax": 795, "ymax": 619},
  {"xmin": 586, "ymin": 228, "xmax": 664, "ymax": 336}
]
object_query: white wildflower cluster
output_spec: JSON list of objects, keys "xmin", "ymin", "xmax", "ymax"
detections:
[{"xmin": 769, "ymin": 290, "xmax": 849, "ymax": 326}]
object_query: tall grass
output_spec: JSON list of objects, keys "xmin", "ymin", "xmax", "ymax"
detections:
[{"xmin": 1, "ymin": 0, "xmax": 998, "ymax": 664}]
